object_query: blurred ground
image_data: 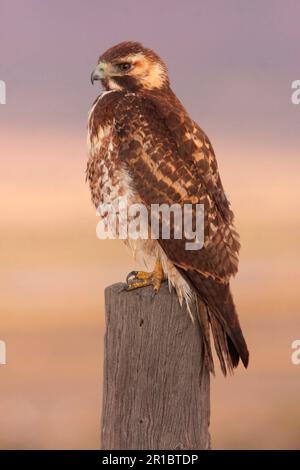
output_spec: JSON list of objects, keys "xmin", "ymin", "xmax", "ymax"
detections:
[
  {"xmin": 1, "ymin": 132, "xmax": 300, "ymax": 449},
  {"xmin": 1, "ymin": 315, "xmax": 299, "ymax": 449}
]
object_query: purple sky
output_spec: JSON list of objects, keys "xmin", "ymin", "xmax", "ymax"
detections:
[{"xmin": 1, "ymin": 0, "xmax": 299, "ymax": 152}]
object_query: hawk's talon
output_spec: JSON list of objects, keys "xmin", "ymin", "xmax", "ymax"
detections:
[
  {"xmin": 125, "ymin": 277, "xmax": 149, "ymax": 291},
  {"xmin": 125, "ymin": 259, "xmax": 164, "ymax": 293},
  {"xmin": 126, "ymin": 271, "xmax": 139, "ymax": 285}
]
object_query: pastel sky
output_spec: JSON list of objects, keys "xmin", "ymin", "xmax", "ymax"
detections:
[{"xmin": 1, "ymin": 0, "xmax": 300, "ymax": 150}]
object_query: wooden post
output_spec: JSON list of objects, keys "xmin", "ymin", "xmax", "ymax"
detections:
[{"xmin": 101, "ymin": 282, "xmax": 211, "ymax": 450}]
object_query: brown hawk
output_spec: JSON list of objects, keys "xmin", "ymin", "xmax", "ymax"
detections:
[{"xmin": 87, "ymin": 41, "xmax": 249, "ymax": 375}]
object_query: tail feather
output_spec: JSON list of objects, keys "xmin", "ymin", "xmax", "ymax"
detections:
[
  {"xmin": 180, "ymin": 268, "xmax": 249, "ymax": 375},
  {"xmin": 227, "ymin": 335, "xmax": 240, "ymax": 368},
  {"xmin": 197, "ymin": 297, "xmax": 240, "ymax": 376},
  {"xmin": 196, "ymin": 299, "xmax": 215, "ymax": 374},
  {"xmin": 208, "ymin": 306, "xmax": 233, "ymax": 375}
]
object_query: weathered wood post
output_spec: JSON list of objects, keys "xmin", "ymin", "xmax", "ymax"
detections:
[{"xmin": 101, "ymin": 282, "xmax": 211, "ymax": 450}]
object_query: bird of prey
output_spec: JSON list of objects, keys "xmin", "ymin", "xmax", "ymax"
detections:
[{"xmin": 87, "ymin": 41, "xmax": 249, "ymax": 375}]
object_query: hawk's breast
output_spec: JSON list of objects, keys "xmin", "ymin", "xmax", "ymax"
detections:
[{"xmin": 86, "ymin": 92, "xmax": 137, "ymax": 235}]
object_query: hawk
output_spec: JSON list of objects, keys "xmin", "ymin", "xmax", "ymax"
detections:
[{"xmin": 87, "ymin": 41, "xmax": 249, "ymax": 375}]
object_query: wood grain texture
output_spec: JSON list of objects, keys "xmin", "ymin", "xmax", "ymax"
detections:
[{"xmin": 101, "ymin": 282, "xmax": 211, "ymax": 450}]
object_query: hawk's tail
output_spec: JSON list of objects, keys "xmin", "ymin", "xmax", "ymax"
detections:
[
  {"xmin": 177, "ymin": 267, "xmax": 249, "ymax": 375},
  {"xmin": 195, "ymin": 279, "xmax": 249, "ymax": 376}
]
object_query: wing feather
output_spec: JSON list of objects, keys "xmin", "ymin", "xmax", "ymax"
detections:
[
  {"xmin": 114, "ymin": 92, "xmax": 239, "ymax": 282},
  {"xmin": 113, "ymin": 92, "xmax": 249, "ymax": 373}
]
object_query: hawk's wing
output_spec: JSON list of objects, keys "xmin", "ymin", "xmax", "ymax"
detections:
[
  {"xmin": 146, "ymin": 90, "xmax": 237, "ymax": 226},
  {"xmin": 114, "ymin": 92, "xmax": 239, "ymax": 281},
  {"xmin": 114, "ymin": 93, "xmax": 249, "ymax": 374}
]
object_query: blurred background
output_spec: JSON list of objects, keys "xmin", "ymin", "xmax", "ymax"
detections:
[{"xmin": 1, "ymin": 0, "xmax": 300, "ymax": 449}]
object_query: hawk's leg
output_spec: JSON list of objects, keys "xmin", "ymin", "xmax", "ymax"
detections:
[{"xmin": 126, "ymin": 258, "xmax": 164, "ymax": 292}]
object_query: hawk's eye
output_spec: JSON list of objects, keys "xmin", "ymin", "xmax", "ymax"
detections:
[{"xmin": 117, "ymin": 62, "xmax": 131, "ymax": 72}]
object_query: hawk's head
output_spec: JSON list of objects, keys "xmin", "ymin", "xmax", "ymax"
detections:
[{"xmin": 91, "ymin": 41, "xmax": 169, "ymax": 92}]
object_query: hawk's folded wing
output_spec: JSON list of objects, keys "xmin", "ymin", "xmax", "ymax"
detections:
[
  {"xmin": 114, "ymin": 93, "xmax": 239, "ymax": 282},
  {"xmin": 113, "ymin": 93, "xmax": 249, "ymax": 374}
]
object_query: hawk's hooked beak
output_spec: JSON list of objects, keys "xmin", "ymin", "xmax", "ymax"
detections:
[{"xmin": 91, "ymin": 64, "xmax": 105, "ymax": 85}]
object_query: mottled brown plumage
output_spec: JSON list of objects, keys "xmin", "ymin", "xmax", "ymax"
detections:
[{"xmin": 87, "ymin": 41, "xmax": 249, "ymax": 375}]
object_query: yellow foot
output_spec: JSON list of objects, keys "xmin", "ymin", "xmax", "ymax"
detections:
[{"xmin": 126, "ymin": 260, "xmax": 164, "ymax": 292}]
